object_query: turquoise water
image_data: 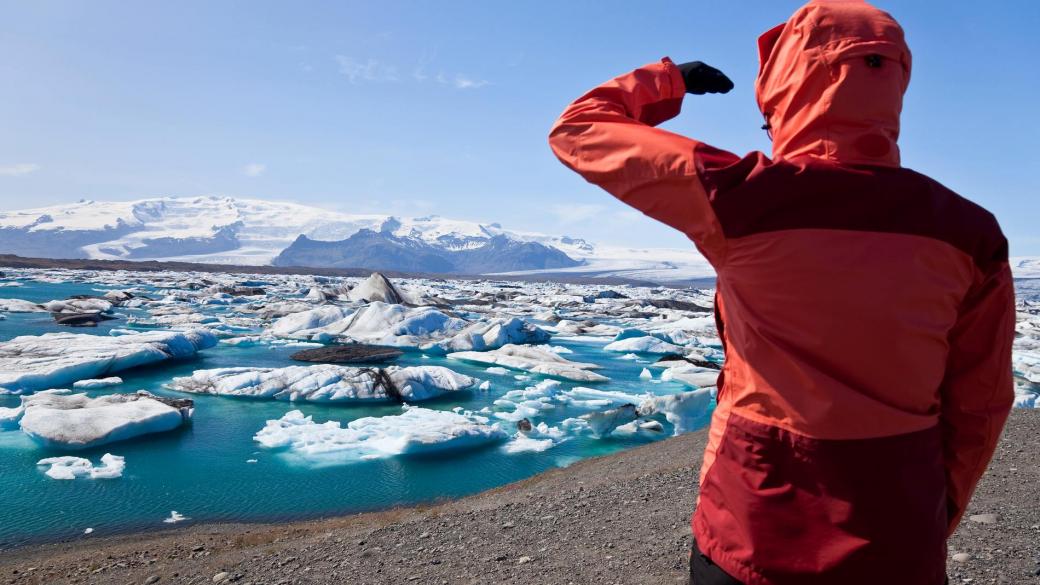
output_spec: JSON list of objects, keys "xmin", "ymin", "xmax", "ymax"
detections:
[{"xmin": 0, "ymin": 278, "xmax": 712, "ymax": 548}]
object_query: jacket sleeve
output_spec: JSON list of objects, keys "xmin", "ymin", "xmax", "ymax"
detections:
[
  {"xmin": 940, "ymin": 259, "xmax": 1016, "ymax": 535},
  {"xmin": 548, "ymin": 58, "xmax": 733, "ymax": 265}
]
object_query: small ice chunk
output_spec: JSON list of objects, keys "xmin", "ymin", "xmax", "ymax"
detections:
[
  {"xmin": 163, "ymin": 511, "xmax": 188, "ymax": 524},
  {"xmin": 36, "ymin": 453, "xmax": 125, "ymax": 480},
  {"xmin": 639, "ymin": 368, "xmax": 653, "ymax": 380},
  {"xmin": 72, "ymin": 377, "xmax": 123, "ymax": 389}
]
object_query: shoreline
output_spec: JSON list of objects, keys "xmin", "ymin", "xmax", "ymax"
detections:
[{"xmin": 2, "ymin": 409, "xmax": 1037, "ymax": 584}]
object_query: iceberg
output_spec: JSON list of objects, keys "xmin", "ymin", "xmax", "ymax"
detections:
[
  {"xmin": 270, "ymin": 301, "xmax": 549, "ymax": 353},
  {"xmin": 254, "ymin": 406, "xmax": 506, "ymax": 462},
  {"xmin": 36, "ymin": 453, "xmax": 125, "ymax": 480},
  {"xmin": 19, "ymin": 391, "xmax": 194, "ymax": 449},
  {"xmin": 269, "ymin": 305, "xmax": 354, "ymax": 337},
  {"xmin": 603, "ymin": 335, "xmax": 684, "ymax": 354},
  {"xmin": 169, "ymin": 364, "xmax": 477, "ymax": 403},
  {"xmin": 638, "ymin": 388, "xmax": 714, "ymax": 435},
  {"xmin": 502, "ymin": 422, "xmax": 568, "ymax": 454},
  {"xmin": 0, "ymin": 329, "xmax": 217, "ymax": 395},
  {"xmin": 449, "ymin": 344, "xmax": 608, "ymax": 382},
  {"xmin": 0, "ymin": 298, "xmax": 46, "ymax": 313},
  {"xmin": 0, "ymin": 405, "xmax": 24, "ymax": 429},
  {"xmin": 423, "ymin": 317, "xmax": 551, "ymax": 354},
  {"xmin": 657, "ymin": 363, "xmax": 720, "ymax": 388},
  {"xmin": 42, "ymin": 298, "xmax": 114, "ymax": 314},
  {"xmin": 580, "ymin": 404, "xmax": 639, "ymax": 438},
  {"xmin": 72, "ymin": 376, "xmax": 123, "ymax": 389}
]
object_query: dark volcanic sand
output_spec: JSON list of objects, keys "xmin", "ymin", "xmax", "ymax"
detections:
[{"xmin": 2, "ymin": 410, "xmax": 1037, "ymax": 585}]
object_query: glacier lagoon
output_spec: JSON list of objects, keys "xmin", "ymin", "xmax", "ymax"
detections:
[
  {"xmin": 3, "ymin": 269, "xmax": 1038, "ymax": 550},
  {"xmin": 0, "ymin": 272, "xmax": 717, "ymax": 548}
]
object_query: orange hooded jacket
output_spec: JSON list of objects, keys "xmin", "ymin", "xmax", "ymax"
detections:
[{"xmin": 549, "ymin": 1, "xmax": 1014, "ymax": 583}]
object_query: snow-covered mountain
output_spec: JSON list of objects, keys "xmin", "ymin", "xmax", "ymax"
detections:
[
  {"xmin": 0, "ymin": 197, "xmax": 716, "ymax": 283},
  {"xmin": 2, "ymin": 196, "xmax": 1035, "ymax": 283}
]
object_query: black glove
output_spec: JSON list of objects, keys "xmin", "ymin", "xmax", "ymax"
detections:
[{"xmin": 676, "ymin": 61, "xmax": 733, "ymax": 95}]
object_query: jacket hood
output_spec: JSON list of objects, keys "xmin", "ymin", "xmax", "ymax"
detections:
[{"xmin": 756, "ymin": 0, "xmax": 911, "ymax": 167}]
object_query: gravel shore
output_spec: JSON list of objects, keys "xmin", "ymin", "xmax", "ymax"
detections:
[{"xmin": 3, "ymin": 409, "xmax": 1037, "ymax": 585}]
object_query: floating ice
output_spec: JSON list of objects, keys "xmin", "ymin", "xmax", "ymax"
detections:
[
  {"xmin": 270, "ymin": 302, "xmax": 548, "ymax": 352},
  {"xmin": 638, "ymin": 388, "xmax": 714, "ymax": 435},
  {"xmin": 603, "ymin": 335, "xmax": 684, "ymax": 354},
  {"xmin": 41, "ymin": 298, "xmax": 114, "ymax": 314},
  {"xmin": 19, "ymin": 391, "xmax": 194, "ymax": 449},
  {"xmin": 0, "ymin": 329, "xmax": 217, "ymax": 395},
  {"xmin": 0, "ymin": 405, "xmax": 24, "ymax": 429},
  {"xmin": 269, "ymin": 305, "xmax": 354, "ymax": 338},
  {"xmin": 169, "ymin": 364, "xmax": 476, "ymax": 403},
  {"xmin": 72, "ymin": 376, "xmax": 123, "ymax": 389},
  {"xmin": 657, "ymin": 363, "xmax": 720, "ymax": 388},
  {"xmin": 254, "ymin": 406, "xmax": 506, "ymax": 462},
  {"xmin": 0, "ymin": 298, "xmax": 45, "ymax": 313},
  {"xmin": 502, "ymin": 422, "xmax": 568, "ymax": 454},
  {"xmin": 449, "ymin": 344, "xmax": 608, "ymax": 382},
  {"xmin": 581, "ymin": 404, "xmax": 639, "ymax": 438},
  {"xmin": 163, "ymin": 511, "xmax": 188, "ymax": 524},
  {"xmin": 36, "ymin": 453, "xmax": 125, "ymax": 480}
]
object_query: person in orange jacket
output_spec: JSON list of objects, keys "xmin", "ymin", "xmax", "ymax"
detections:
[{"xmin": 549, "ymin": 1, "xmax": 1015, "ymax": 584}]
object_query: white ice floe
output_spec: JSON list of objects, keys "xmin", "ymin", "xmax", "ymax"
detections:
[
  {"xmin": 270, "ymin": 301, "xmax": 548, "ymax": 352},
  {"xmin": 424, "ymin": 317, "xmax": 551, "ymax": 354},
  {"xmin": 72, "ymin": 376, "xmax": 123, "ymax": 389},
  {"xmin": 656, "ymin": 362, "xmax": 720, "ymax": 388},
  {"xmin": 269, "ymin": 305, "xmax": 354, "ymax": 337},
  {"xmin": 449, "ymin": 344, "xmax": 608, "ymax": 382},
  {"xmin": 254, "ymin": 406, "xmax": 506, "ymax": 462},
  {"xmin": 41, "ymin": 298, "xmax": 114, "ymax": 314},
  {"xmin": 603, "ymin": 335, "xmax": 684, "ymax": 354},
  {"xmin": 168, "ymin": 365, "xmax": 476, "ymax": 403},
  {"xmin": 502, "ymin": 422, "xmax": 568, "ymax": 454},
  {"xmin": 0, "ymin": 329, "xmax": 217, "ymax": 395},
  {"xmin": 0, "ymin": 405, "xmax": 24, "ymax": 429},
  {"xmin": 580, "ymin": 404, "xmax": 639, "ymax": 438},
  {"xmin": 638, "ymin": 388, "xmax": 714, "ymax": 435},
  {"xmin": 163, "ymin": 511, "xmax": 189, "ymax": 524},
  {"xmin": 36, "ymin": 453, "xmax": 125, "ymax": 480},
  {"xmin": 18, "ymin": 391, "xmax": 193, "ymax": 449},
  {"xmin": 492, "ymin": 380, "xmax": 565, "ymax": 422},
  {"xmin": 0, "ymin": 298, "xmax": 45, "ymax": 313}
]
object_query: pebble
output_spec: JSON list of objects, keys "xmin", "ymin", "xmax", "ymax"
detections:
[
  {"xmin": 501, "ymin": 522, "xmax": 515, "ymax": 529},
  {"xmin": 968, "ymin": 513, "xmax": 998, "ymax": 525},
  {"xmin": 952, "ymin": 552, "xmax": 972, "ymax": 562},
  {"xmin": 213, "ymin": 572, "xmax": 229, "ymax": 583},
  {"xmin": 517, "ymin": 556, "xmax": 533, "ymax": 565}
]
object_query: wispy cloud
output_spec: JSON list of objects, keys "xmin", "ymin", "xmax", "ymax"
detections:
[
  {"xmin": 0, "ymin": 163, "xmax": 40, "ymax": 176},
  {"xmin": 335, "ymin": 56, "xmax": 399, "ymax": 84},
  {"xmin": 550, "ymin": 203, "xmax": 605, "ymax": 225},
  {"xmin": 242, "ymin": 163, "xmax": 266, "ymax": 177},
  {"xmin": 448, "ymin": 74, "xmax": 489, "ymax": 90},
  {"xmin": 339, "ymin": 55, "xmax": 488, "ymax": 90}
]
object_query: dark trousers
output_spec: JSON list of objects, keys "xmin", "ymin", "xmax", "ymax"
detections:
[
  {"xmin": 689, "ymin": 541, "xmax": 742, "ymax": 585},
  {"xmin": 689, "ymin": 541, "xmax": 951, "ymax": 585}
]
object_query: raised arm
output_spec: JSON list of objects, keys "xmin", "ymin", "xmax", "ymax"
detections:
[
  {"xmin": 548, "ymin": 58, "xmax": 737, "ymax": 265},
  {"xmin": 940, "ymin": 257, "xmax": 1015, "ymax": 534}
]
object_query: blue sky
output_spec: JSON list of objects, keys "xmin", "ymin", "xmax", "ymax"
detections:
[{"xmin": 1, "ymin": 1, "xmax": 1038, "ymax": 252}]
